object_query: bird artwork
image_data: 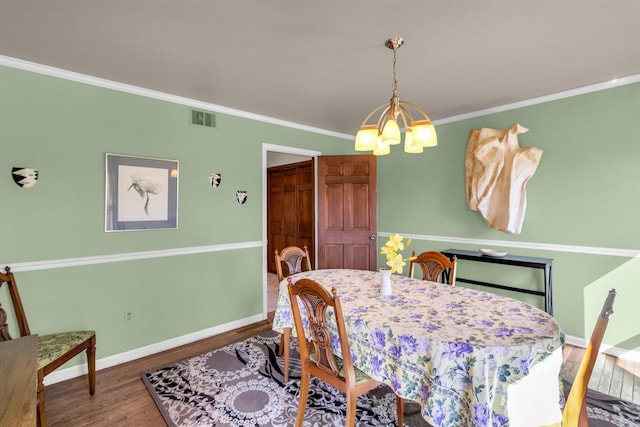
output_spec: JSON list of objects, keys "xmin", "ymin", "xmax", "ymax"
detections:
[{"xmin": 128, "ymin": 175, "xmax": 163, "ymax": 215}]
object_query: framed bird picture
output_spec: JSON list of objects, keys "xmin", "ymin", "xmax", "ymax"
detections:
[{"xmin": 105, "ymin": 153, "xmax": 179, "ymax": 231}]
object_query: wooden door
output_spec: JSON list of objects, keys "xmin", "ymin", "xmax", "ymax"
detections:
[
  {"xmin": 317, "ymin": 155, "xmax": 377, "ymax": 270},
  {"xmin": 267, "ymin": 160, "xmax": 314, "ymax": 273}
]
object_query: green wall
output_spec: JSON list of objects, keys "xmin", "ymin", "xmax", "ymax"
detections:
[
  {"xmin": 2, "ymin": 62, "xmax": 639, "ymax": 374},
  {"xmin": 0, "ymin": 64, "xmax": 350, "ymax": 366},
  {"xmin": 378, "ymin": 82, "xmax": 640, "ymax": 352}
]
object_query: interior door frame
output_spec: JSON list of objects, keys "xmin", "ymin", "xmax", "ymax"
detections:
[{"xmin": 262, "ymin": 143, "xmax": 321, "ymax": 317}]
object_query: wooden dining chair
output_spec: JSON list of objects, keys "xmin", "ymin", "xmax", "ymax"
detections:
[
  {"xmin": 408, "ymin": 251, "xmax": 457, "ymax": 285},
  {"xmin": 274, "ymin": 245, "xmax": 312, "ymax": 381},
  {"xmin": 287, "ymin": 277, "xmax": 404, "ymax": 427},
  {"xmin": 561, "ymin": 288, "xmax": 616, "ymax": 427},
  {"xmin": 275, "ymin": 245, "xmax": 312, "ymax": 282},
  {"xmin": 0, "ymin": 266, "xmax": 96, "ymax": 427}
]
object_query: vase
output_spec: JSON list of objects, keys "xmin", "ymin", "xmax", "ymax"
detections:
[{"xmin": 380, "ymin": 269, "xmax": 392, "ymax": 296}]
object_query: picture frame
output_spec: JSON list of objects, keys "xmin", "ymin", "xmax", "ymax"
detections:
[{"xmin": 105, "ymin": 153, "xmax": 178, "ymax": 231}]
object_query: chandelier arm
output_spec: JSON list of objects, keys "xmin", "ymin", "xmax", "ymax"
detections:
[
  {"xmin": 398, "ymin": 101, "xmax": 433, "ymax": 122},
  {"xmin": 398, "ymin": 105, "xmax": 414, "ymax": 128},
  {"xmin": 396, "ymin": 108, "xmax": 410, "ymax": 131},
  {"xmin": 359, "ymin": 104, "xmax": 390, "ymax": 127}
]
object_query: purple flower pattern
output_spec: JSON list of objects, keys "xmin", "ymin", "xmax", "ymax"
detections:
[
  {"xmin": 442, "ymin": 342, "xmax": 474, "ymax": 359},
  {"xmin": 272, "ymin": 269, "xmax": 563, "ymax": 426}
]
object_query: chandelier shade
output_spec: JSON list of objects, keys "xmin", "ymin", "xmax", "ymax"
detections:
[
  {"xmin": 354, "ymin": 125, "xmax": 378, "ymax": 151},
  {"xmin": 354, "ymin": 37, "xmax": 437, "ymax": 155}
]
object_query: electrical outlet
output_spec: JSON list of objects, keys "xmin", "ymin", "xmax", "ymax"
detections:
[{"xmin": 124, "ymin": 311, "xmax": 135, "ymax": 324}]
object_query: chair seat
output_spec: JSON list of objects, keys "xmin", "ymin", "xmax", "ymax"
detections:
[
  {"xmin": 309, "ymin": 348, "xmax": 373, "ymax": 386},
  {"xmin": 37, "ymin": 331, "xmax": 95, "ymax": 369}
]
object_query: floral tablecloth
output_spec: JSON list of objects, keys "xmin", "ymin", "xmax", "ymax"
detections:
[{"xmin": 272, "ymin": 269, "xmax": 564, "ymax": 427}]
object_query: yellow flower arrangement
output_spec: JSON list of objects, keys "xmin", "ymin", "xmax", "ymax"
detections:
[{"xmin": 380, "ymin": 234, "xmax": 415, "ymax": 274}]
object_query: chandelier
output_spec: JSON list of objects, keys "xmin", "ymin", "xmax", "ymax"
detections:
[{"xmin": 355, "ymin": 37, "xmax": 437, "ymax": 155}]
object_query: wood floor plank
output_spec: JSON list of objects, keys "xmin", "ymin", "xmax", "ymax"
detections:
[
  {"xmin": 588, "ymin": 352, "xmax": 607, "ymax": 390},
  {"xmin": 634, "ymin": 367, "xmax": 640, "ymax": 405},
  {"xmin": 619, "ymin": 358, "xmax": 635, "ymax": 403},
  {"xmin": 597, "ymin": 353, "xmax": 615, "ymax": 394},
  {"xmin": 561, "ymin": 345, "xmax": 583, "ymax": 382},
  {"xmin": 609, "ymin": 356, "xmax": 626, "ymax": 398}
]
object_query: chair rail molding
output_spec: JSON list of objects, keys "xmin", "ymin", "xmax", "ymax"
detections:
[
  {"xmin": 379, "ymin": 232, "xmax": 640, "ymax": 258},
  {"xmin": 2, "ymin": 241, "xmax": 263, "ymax": 273}
]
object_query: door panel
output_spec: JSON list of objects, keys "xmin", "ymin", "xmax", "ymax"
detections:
[
  {"xmin": 325, "ymin": 185, "xmax": 344, "ymax": 229},
  {"xmin": 267, "ymin": 160, "xmax": 314, "ymax": 273},
  {"xmin": 352, "ymin": 184, "xmax": 371, "ymax": 229},
  {"xmin": 268, "ymin": 172, "xmax": 285, "ymax": 272},
  {"xmin": 317, "ymin": 155, "xmax": 377, "ymax": 270},
  {"xmin": 351, "ymin": 245, "xmax": 372, "ymax": 270},
  {"xmin": 297, "ymin": 166, "xmax": 314, "ymax": 252}
]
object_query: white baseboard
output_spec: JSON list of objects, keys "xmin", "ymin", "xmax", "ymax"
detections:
[
  {"xmin": 43, "ymin": 313, "xmax": 266, "ymax": 386},
  {"xmin": 564, "ymin": 334, "xmax": 640, "ymax": 364}
]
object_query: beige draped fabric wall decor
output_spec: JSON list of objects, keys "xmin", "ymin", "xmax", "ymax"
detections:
[{"xmin": 466, "ymin": 124, "xmax": 543, "ymax": 234}]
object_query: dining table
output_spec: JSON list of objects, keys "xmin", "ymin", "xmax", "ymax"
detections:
[{"xmin": 272, "ymin": 269, "xmax": 565, "ymax": 427}]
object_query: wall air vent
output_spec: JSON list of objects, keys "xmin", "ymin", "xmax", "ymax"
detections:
[{"xmin": 191, "ymin": 109, "xmax": 216, "ymax": 128}]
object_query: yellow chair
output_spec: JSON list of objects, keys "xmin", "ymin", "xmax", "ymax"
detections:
[
  {"xmin": 288, "ymin": 277, "xmax": 404, "ymax": 427},
  {"xmin": 274, "ymin": 245, "xmax": 312, "ymax": 381},
  {"xmin": 0, "ymin": 266, "xmax": 96, "ymax": 427},
  {"xmin": 408, "ymin": 251, "xmax": 457, "ymax": 285},
  {"xmin": 561, "ymin": 288, "xmax": 616, "ymax": 426}
]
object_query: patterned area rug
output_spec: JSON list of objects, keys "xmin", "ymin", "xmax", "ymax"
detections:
[
  {"xmin": 142, "ymin": 331, "xmax": 640, "ymax": 426},
  {"xmin": 562, "ymin": 379, "xmax": 640, "ymax": 427}
]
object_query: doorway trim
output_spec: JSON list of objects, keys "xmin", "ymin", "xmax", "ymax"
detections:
[{"xmin": 262, "ymin": 143, "xmax": 321, "ymax": 317}]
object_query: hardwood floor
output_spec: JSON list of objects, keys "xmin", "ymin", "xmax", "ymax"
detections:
[
  {"xmin": 561, "ymin": 344, "xmax": 640, "ymax": 405},
  {"xmin": 44, "ymin": 320, "xmax": 272, "ymax": 426},
  {"xmin": 42, "ymin": 318, "xmax": 639, "ymax": 426}
]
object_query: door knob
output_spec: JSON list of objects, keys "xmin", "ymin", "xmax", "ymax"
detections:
[{"xmin": 370, "ymin": 235, "xmax": 376, "ymax": 240}]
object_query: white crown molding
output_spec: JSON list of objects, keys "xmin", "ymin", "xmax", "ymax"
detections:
[
  {"xmin": 2, "ymin": 241, "xmax": 263, "ymax": 273},
  {"xmin": 379, "ymin": 232, "xmax": 640, "ymax": 258},
  {"xmin": 3, "ymin": 54, "xmax": 639, "ymax": 137},
  {"xmin": 434, "ymin": 74, "xmax": 640, "ymax": 125},
  {"xmin": 43, "ymin": 313, "xmax": 265, "ymax": 386},
  {"xmin": 0, "ymin": 55, "xmax": 353, "ymax": 141}
]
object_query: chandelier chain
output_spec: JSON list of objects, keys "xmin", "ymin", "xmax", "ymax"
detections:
[{"xmin": 391, "ymin": 45, "xmax": 398, "ymax": 96}]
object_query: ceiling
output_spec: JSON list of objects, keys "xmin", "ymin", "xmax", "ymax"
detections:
[{"xmin": 1, "ymin": 1, "xmax": 639, "ymax": 138}]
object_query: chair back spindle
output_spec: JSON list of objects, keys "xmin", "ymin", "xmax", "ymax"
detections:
[
  {"xmin": 409, "ymin": 251, "xmax": 457, "ymax": 285},
  {"xmin": 275, "ymin": 246, "xmax": 312, "ymax": 282}
]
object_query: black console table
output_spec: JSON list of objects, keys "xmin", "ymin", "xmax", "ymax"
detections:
[{"xmin": 441, "ymin": 249, "xmax": 553, "ymax": 315}]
